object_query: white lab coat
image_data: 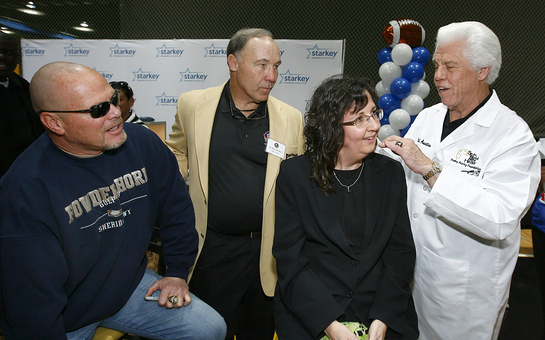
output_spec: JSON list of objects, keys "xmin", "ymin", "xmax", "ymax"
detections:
[{"xmin": 382, "ymin": 91, "xmax": 540, "ymax": 339}]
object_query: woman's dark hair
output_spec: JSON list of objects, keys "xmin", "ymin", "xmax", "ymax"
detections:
[
  {"xmin": 109, "ymin": 81, "xmax": 133, "ymax": 99},
  {"xmin": 304, "ymin": 74, "xmax": 378, "ymax": 194}
]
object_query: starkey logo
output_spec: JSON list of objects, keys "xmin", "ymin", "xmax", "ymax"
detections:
[
  {"xmin": 279, "ymin": 70, "xmax": 310, "ymax": 85},
  {"xmin": 109, "ymin": 44, "xmax": 136, "ymax": 57},
  {"xmin": 64, "ymin": 43, "xmax": 90, "ymax": 57},
  {"xmin": 179, "ymin": 68, "xmax": 208, "ymax": 82},
  {"xmin": 132, "ymin": 68, "xmax": 160, "ymax": 81},
  {"xmin": 95, "ymin": 69, "xmax": 114, "ymax": 81},
  {"xmin": 156, "ymin": 93, "xmax": 178, "ymax": 106},
  {"xmin": 306, "ymin": 45, "xmax": 339, "ymax": 59},
  {"xmin": 204, "ymin": 44, "xmax": 227, "ymax": 58},
  {"xmin": 21, "ymin": 43, "xmax": 45, "ymax": 57},
  {"xmin": 156, "ymin": 44, "xmax": 184, "ymax": 57}
]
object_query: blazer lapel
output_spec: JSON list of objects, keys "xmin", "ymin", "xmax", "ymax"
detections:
[
  {"xmin": 194, "ymin": 85, "xmax": 224, "ymax": 202},
  {"xmin": 263, "ymin": 99, "xmax": 288, "ymax": 205}
]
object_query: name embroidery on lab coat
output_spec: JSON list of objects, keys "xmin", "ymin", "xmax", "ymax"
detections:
[
  {"xmin": 450, "ymin": 149, "xmax": 481, "ymax": 176},
  {"xmin": 417, "ymin": 138, "xmax": 431, "ymax": 147}
]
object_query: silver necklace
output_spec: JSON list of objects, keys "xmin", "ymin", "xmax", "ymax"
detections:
[{"xmin": 333, "ymin": 164, "xmax": 363, "ymax": 193}]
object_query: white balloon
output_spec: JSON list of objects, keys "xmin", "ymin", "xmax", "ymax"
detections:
[
  {"xmin": 389, "ymin": 109, "xmax": 411, "ymax": 130},
  {"xmin": 391, "ymin": 43, "xmax": 413, "ymax": 66},
  {"xmin": 378, "ymin": 62, "xmax": 402, "ymax": 85},
  {"xmin": 410, "ymin": 80, "xmax": 430, "ymax": 99},
  {"xmin": 375, "ymin": 80, "xmax": 390, "ymax": 97},
  {"xmin": 401, "ymin": 94, "xmax": 425, "ymax": 115},
  {"xmin": 378, "ymin": 124, "xmax": 400, "ymax": 141}
]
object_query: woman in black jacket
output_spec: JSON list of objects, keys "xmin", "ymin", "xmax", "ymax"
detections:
[{"xmin": 273, "ymin": 75, "xmax": 418, "ymax": 340}]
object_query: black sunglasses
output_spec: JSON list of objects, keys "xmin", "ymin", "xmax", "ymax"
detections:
[{"xmin": 37, "ymin": 90, "xmax": 120, "ymax": 119}]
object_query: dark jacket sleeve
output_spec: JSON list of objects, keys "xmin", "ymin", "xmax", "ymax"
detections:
[{"xmin": 149, "ymin": 130, "xmax": 197, "ymax": 280}]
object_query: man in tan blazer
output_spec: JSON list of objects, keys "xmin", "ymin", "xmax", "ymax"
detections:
[{"xmin": 165, "ymin": 28, "xmax": 305, "ymax": 340}]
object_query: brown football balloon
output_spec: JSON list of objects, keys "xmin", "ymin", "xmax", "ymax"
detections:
[{"xmin": 382, "ymin": 18, "xmax": 426, "ymax": 48}]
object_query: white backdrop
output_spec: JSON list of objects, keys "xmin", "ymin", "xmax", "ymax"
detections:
[{"xmin": 21, "ymin": 39, "xmax": 344, "ymax": 136}]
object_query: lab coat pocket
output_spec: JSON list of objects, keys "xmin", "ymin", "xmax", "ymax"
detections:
[{"xmin": 418, "ymin": 246, "xmax": 469, "ymax": 307}]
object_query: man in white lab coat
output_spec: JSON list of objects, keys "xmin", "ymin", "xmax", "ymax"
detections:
[{"xmin": 379, "ymin": 21, "xmax": 540, "ymax": 339}]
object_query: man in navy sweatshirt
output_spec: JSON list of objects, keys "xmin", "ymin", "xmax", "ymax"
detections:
[{"xmin": 0, "ymin": 61, "xmax": 226, "ymax": 339}]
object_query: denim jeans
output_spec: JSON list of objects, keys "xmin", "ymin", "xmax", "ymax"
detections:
[{"xmin": 66, "ymin": 269, "xmax": 226, "ymax": 340}]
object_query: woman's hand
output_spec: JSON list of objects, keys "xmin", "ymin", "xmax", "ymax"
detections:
[
  {"xmin": 324, "ymin": 321, "xmax": 358, "ymax": 340},
  {"xmin": 368, "ymin": 319, "xmax": 387, "ymax": 340}
]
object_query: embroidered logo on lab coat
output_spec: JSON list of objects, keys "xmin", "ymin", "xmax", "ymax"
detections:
[{"xmin": 450, "ymin": 149, "xmax": 481, "ymax": 176}]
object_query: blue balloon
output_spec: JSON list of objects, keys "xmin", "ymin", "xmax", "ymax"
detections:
[
  {"xmin": 380, "ymin": 110, "xmax": 391, "ymax": 125},
  {"xmin": 400, "ymin": 124, "xmax": 411, "ymax": 137},
  {"xmin": 377, "ymin": 48, "xmax": 393, "ymax": 65},
  {"xmin": 378, "ymin": 94, "xmax": 401, "ymax": 114},
  {"xmin": 411, "ymin": 47, "xmax": 430, "ymax": 66},
  {"xmin": 390, "ymin": 78, "xmax": 412, "ymax": 100},
  {"xmin": 402, "ymin": 62, "xmax": 425, "ymax": 83}
]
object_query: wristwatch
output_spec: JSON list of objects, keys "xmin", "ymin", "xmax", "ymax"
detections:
[{"xmin": 423, "ymin": 161, "xmax": 442, "ymax": 180}]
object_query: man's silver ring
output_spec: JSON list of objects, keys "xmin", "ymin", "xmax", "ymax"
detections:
[
  {"xmin": 167, "ymin": 296, "xmax": 179, "ymax": 305},
  {"xmin": 396, "ymin": 141, "xmax": 403, "ymax": 147}
]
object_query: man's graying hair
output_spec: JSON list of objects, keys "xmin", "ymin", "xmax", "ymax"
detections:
[{"xmin": 226, "ymin": 28, "xmax": 274, "ymax": 62}]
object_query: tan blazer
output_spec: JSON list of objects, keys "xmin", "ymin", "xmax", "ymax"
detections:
[{"xmin": 165, "ymin": 82, "xmax": 305, "ymax": 296}]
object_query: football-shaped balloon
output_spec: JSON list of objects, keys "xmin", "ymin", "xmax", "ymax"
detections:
[{"xmin": 382, "ymin": 18, "xmax": 426, "ymax": 48}]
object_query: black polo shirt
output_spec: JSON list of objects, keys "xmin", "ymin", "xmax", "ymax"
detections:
[
  {"xmin": 441, "ymin": 90, "xmax": 492, "ymax": 141},
  {"xmin": 207, "ymin": 82, "xmax": 270, "ymax": 235}
]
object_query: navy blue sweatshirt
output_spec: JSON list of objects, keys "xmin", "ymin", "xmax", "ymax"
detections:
[{"xmin": 0, "ymin": 123, "xmax": 197, "ymax": 339}]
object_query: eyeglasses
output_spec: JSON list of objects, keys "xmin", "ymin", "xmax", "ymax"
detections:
[
  {"xmin": 37, "ymin": 90, "xmax": 120, "ymax": 118},
  {"xmin": 342, "ymin": 109, "xmax": 383, "ymax": 128}
]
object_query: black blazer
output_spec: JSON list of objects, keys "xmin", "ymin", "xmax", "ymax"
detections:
[{"xmin": 273, "ymin": 153, "xmax": 418, "ymax": 340}]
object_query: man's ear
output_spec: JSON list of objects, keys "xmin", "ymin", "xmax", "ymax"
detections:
[
  {"xmin": 227, "ymin": 54, "xmax": 238, "ymax": 73},
  {"xmin": 40, "ymin": 112, "xmax": 65, "ymax": 135},
  {"xmin": 478, "ymin": 67, "xmax": 490, "ymax": 81}
]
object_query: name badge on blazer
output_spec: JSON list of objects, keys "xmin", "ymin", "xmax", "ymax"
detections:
[{"xmin": 265, "ymin": 138, "xmax": 286, "ymax": 159}]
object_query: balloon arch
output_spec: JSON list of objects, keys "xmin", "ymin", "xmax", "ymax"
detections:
[{"xmin": 376, "ymin": 18, "xmax": 430, "ymax": 140}]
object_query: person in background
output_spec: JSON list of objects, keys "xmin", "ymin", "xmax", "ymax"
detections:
[
  {"xmin": 165, "ymin": 28, "xmax": 305, "ymax": 339},
  {"xmin": 378, "ymin": 21, "xmax": 540, "ymax": 339},
  {"xmin": 531, "ymin": 158, "xmax": 545, "ymax": 340},
  {"xmin": 273, "ymin": 75, "xmax": 418, "ymax": 340},
  {"xmin": 109, "ymin": 80, "xmax": 145, "ymax": 125},
  {"xmin": 0, "ymin": 61, "xmax": 226, "ymax": 339},
  {"xmin": 0, "ymin": 32, "xmax": 44, "ymax": 178}
]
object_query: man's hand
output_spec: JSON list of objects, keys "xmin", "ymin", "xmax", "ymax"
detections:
[
  {"xmin": 379, "ymin": 136, "xmax": 433, "ymax": 175},
  {"xmin": 324, "ymin": 321, "xmax": 358, "ymax": 340},
  {"xmin": 145, "ymin": 277, "xmax": 191, "ymax": 308},
  {"xmin": 379, "ymin": 136, "xmax": 439, "ymax": 185}
]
